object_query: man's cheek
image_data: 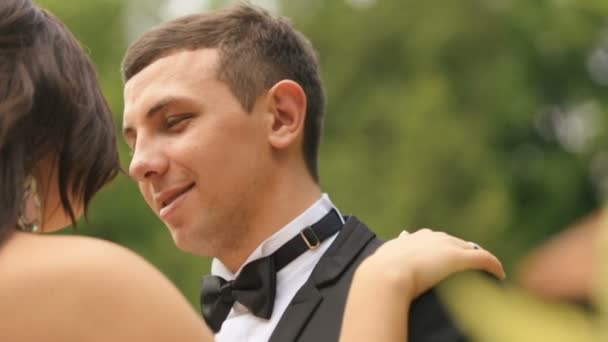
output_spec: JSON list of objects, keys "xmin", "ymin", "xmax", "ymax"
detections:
[{"xmin": 139, "ymin": 184, "xmax": 154, "ymax": 209}]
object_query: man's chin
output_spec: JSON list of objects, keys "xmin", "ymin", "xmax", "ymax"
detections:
[
  {"xmin": 169, "ymin": 227, "xmax": 210, "ymax": 256},
  {"xmin": 166, "ymin": 224, "xmax": 187, "ymax": 245}
]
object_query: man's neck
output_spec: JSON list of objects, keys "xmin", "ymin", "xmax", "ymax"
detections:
[{"xmin": 217, "ymin": 174, "xmax": 322, "ymax": 273}]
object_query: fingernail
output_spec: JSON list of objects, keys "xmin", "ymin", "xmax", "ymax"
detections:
[{"xmin": 480, "ymin": 271, "xmax": 506, "ymax": 285}]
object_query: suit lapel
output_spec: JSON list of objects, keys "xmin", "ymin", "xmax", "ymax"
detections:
[
  {"xmin": 268, "ymin": 217, "xmax": 377, "ymax": 342},
  {"xmin": 267, "ymin": 283, "xmax": 323, "ymax": 342}
]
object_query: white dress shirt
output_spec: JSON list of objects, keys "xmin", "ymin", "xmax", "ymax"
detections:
[{"xmin": 212, "ymin": 194, "xmax": 343, "ymax": 342}]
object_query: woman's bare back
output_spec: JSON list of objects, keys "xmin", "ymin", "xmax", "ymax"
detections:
[{"xmin": 0, "ymin": 232, "xmax": 212, "ymax": 342}]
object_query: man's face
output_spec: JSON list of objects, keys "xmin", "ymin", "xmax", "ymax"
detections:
[{"xmin": 122, "ymin": 49, "xmax": 271, "ymax": 255}]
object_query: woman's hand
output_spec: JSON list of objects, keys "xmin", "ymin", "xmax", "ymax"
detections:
[
  {"xmin": 340, "ymin": 229, "xmax": 504, "ymax": 342},
  {"xmin": 357, "ymin": 228, "xmax": 505, "ymax": 301}
]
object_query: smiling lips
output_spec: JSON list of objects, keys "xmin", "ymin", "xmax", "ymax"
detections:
[{"xmin": 155, "ymin": 182, "xmax": 195, "ymax": 220}]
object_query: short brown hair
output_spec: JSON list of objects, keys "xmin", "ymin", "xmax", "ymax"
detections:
[
  {"xmin": 0, "ymin": 0, "xmax": 120, "ymax": 240},
  {"xmin": 122, "ymin": 4, "xmax": 325, "ymax": 181}
]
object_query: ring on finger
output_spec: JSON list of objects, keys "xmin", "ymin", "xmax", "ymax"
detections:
[{"xmin": 468, "ymin": 241, "xmax": 481, "ymax": 250}]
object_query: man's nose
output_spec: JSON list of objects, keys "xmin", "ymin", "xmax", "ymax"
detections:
[{"xmin": 128, "ymin": 140, "xmax": 168, "ymax": 182}]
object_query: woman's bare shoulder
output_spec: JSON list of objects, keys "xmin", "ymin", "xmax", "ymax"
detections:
[
  {"xmin": 0, "ymin": 233, "xmax": 210, "ymax": 342},
  {"xmin": 1, "ymin": 232, "xmax": 160, "ymax": 284}
]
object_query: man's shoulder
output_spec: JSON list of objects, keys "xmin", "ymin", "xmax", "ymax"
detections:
[
  {"xmin": 340, "ymin": 215, "xmax": 384, "ymax": 253},
  {"xmin": 309, "ymin": 215, "xmax": 382, "ymax": 286},
  {"xmin": 284, "ymin": 216, "xmax": 468, "ymax": 341},
  {"xmin": 339, "ymin": 217, "xmax": 467, "ymax": 339}
]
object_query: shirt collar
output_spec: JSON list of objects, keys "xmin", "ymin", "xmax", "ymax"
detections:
[{"xmin": 211, "ymin": 193, "xmax": 342, "ymax": 280}]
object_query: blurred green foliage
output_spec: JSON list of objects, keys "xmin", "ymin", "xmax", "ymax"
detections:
[
  {"xmin": 440, "ymin": 271, "xmax": 599, "ymax": 342},
  {"xmin": 295, "ymin": 0, "xmax": 608, "ymax": 264},
  {"xmin": 38, "ymin": 0, "xmax": 607, "ymax": 316}
]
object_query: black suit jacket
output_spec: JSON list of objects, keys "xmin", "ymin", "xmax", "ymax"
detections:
[{"xmin": 268, "ymin": 215, "xmax": 467, "ymax": 342}]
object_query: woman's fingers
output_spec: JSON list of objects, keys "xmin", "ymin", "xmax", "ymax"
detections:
[
  {"xmin": 444, "ymin": 236, "xmax": 505, "ymax": 279},
  {"xmin": 387, "ymin": 228, "xmax": 506, "ymax": 294},
  {"xmin": 464, "ymin": 249, "xmax": 506, "ymax": 280},
  {"xmin": 417, "ymin": 230, "xmax": 506, "ymax": 280}
]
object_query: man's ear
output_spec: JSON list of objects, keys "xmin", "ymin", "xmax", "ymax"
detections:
[{"xmin": 265, "ymin": 80, "xmax": 307, "ymax": 150}]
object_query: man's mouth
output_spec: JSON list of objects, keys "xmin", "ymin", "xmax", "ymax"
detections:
[{"xmin": 156, "ymin": 183, "xmax": 195, "ymax": 217}]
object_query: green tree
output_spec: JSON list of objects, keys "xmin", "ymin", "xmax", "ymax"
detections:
[
  {"xmin": 37, "ymin": 0, "xmax": 608, "ymax": 308},
  {"xmin": 285, "ymin": 0, "xmax": 608, "ymax": 268}
]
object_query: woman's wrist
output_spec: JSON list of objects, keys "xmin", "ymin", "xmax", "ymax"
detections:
[
  {"xmin": 355, "ymin": 257, "xmax": 416, "ymax": 301},
  {"xmin": 342, "ymin": 258, "xmax": 413, "ymax": 342}
]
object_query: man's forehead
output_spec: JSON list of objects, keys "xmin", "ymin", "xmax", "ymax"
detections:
[
  {"xmin": 125, "ymin": 50, "xmax": 217, "ymax": 95},
  {"xmin": 123, "ymin": 49, "xmax": 220, "ymax": 120}
]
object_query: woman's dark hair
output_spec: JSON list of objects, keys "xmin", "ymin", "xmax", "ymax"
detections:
[{"xmin": 0, "ymin": 0, "xmax": 120, "ymax": 242}]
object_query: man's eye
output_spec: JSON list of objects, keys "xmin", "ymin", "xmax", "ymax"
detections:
[{"xmin": 166, "ymin": 114, "xmax": 192, "ymax": 128}]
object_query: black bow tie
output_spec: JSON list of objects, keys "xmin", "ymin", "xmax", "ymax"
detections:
[{"xmin": 200, "ymin": 209, "xmax": 343, "ymax": 333}]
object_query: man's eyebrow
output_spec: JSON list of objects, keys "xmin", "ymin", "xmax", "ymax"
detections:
[
  {"xmin": 146, "ymin": 97, "xmax": 175, "ymax": 118},
  {"xmin": 122, "ymin": 97, "xmax": 177, "ymax": 138}
]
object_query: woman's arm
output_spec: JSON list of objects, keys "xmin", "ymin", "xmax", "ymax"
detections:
[{"xmin": 340, "ymin": 229, "xmax": 505, "ymax": 342}]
